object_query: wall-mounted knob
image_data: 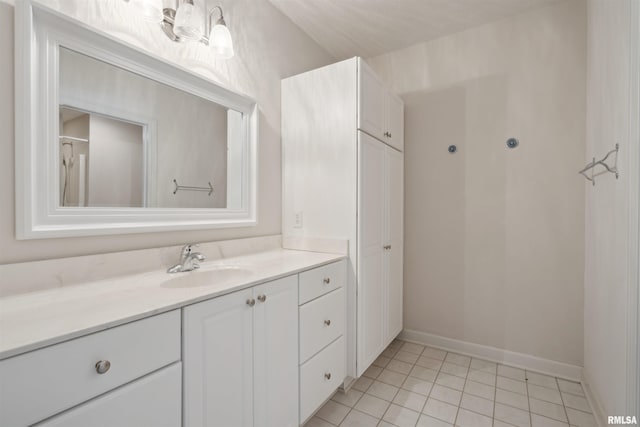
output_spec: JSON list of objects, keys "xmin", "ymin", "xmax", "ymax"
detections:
[
  {"xmin": 324, "ymin": 319, "xmax": 331, "ymax": 326},
  {"xmin": 257, "ymin": 294, "xmax": 266, "ymax": 303},
  {"xmin": 324, "ymin": 372, "xmax": 332, "ymax": 380},
  {"xmin": 388, "ymin": 133, "xmax": 392, "ymax": 138},
  {"xmin": 95, "ymin": 360, "xmax": 111, "ymax": 374},
  {"xmin": 383, "ymin": 245, "xmax": 391, "ymax": 250},
  {"xmin": 323, "ymin": 278, "xmax": 331, "ymax": 284},
  {"xmin": 246, "ymin": 298, "xmax": 256, "ymax": 307}
]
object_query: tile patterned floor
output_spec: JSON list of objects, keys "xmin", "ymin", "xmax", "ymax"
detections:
[{"xmin": 304, "ymin": 340, "xmax": 597, "ymax": 427}]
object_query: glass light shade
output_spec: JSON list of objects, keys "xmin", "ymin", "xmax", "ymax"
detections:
[
  {"xmin": 174, "ymin": 1, "xmax": 204, "ymax": 41},
  {"xmin": 128, "ymin": 0, "xmax": 164, "ymax": 23},
  {"xmin": 209, "ymin": 23, "xmax": 234, "ymax": 59}
]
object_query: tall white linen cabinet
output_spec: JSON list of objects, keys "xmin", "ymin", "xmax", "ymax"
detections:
[{"xmin": 282, "ymin": 57, "xmax": 404, "ymax": 381}]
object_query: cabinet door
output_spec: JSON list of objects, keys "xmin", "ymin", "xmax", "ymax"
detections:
[
  {"xmin": 385, "ymin": 146, "xmax": 404, "ymax": 342},
  {"xmin": 35, "ymin": 363, "xmax": 182, "ymax": 427},
  {"xmin": 386, "ymin": 94, "xmax": 404, "ymax": 152},
  {"xmin": 358, "ymin": 60, "xmax": 386, "ymax": 141},
  {"xmin": 253, "ymin": 276, "xmax": 299, "ymax": 427},
  {"xmin": 183, "ymin": 289, "xmax": 254, "ymax": 427},
  {"xmin": 357, "ymin": 132, "xmax": 386, "ymax": 376}
]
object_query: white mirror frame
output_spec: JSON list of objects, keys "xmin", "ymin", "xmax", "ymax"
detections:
[{"xmin": 15, "ymin": 0, "xmax": 258, "ymax": 239}]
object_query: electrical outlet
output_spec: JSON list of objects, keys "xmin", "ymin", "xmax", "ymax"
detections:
[{"xmin": 293, "ymin": 211, "xmax": 303, "ymax": 228}]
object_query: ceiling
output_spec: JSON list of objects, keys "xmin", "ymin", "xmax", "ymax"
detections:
[{"xmin": 268, "ymin": 0, "xmax": 564, "ymax": 59}]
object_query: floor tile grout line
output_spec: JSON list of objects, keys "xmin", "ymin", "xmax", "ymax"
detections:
[
  {"xmin": 492, "ymin": 362, "xmax": 498, "ymax": 427},
  {"xmin": 409, "ymin": 345, "xmax": 429, "ymax": 425},
  {"xmin": 413, "ymin": 343, "xmax": 448, "ymax": 423},
  {"xmin": 556, "ymin": 376, "xmax": 571, "ymax": 426},
  {"xmin": 452, "ymin": 358, "xmax": 469, "ymax": 427},
  {"xmin": 525, "ymin": 367, "xmax": 533, "ymax": 427}
]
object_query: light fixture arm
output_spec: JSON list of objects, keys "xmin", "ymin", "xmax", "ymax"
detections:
[{"xmin": 204, "ymin": 5, "xmax": 226, "ymax": 45}]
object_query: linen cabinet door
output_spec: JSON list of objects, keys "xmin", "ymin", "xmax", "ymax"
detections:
[
  {"xmin": 183, "ymin": 289, "xmax": 254, "ymax": 427},
  {"xmin": 356, "ymin": 132, "xmax": 386, "ymax": 376},
  {"xmin": 253, "ymin": 276, "xmax": 299, "ymax": 427},
  {"xmin": 386, "ymin": 94, "xmax": 404, "ymax": 151},
  {"xmin": 358, "ymin": 60, "xmax": 386, "ymax": 141},
  {"xmin": 385, "ymin": 146, "xmax": 404, "ymax": 342}
]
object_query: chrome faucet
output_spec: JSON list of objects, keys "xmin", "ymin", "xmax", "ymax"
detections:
[{"xmin": 167, "ymin": 244, "xmax": 206, "ymax": 273}]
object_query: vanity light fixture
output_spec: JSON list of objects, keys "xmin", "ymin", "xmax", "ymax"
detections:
[{"xmin": 126, "ymin": 0, "xmax": 235, "ymax": 59}]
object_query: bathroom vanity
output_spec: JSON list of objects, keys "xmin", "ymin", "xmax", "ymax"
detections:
[{"xmin": 0, "ymin": 248, "xmax": 347, "ymax": 427}]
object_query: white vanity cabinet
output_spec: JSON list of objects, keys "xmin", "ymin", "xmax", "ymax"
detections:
[
  {"xmin": 35, "ymin": 363, "xmax": 182, "ymax": 427},
  {"xmin": 182, "ymin": 275, "xmax": 299, "ymax": 427},
  {"xmin": 282, "ymin": 57, "xmax": 404, "ymax": 379},
  {"xmin": 0, "ymin": 310, "xmax": 181, "ymax": 427},
  {"xmin": 358, "ymin": 59, "xmax": 404, "ymax": 151},
  {"xmin": 298, "ymin": 261, "xmax": 347, "ymax": 424}
]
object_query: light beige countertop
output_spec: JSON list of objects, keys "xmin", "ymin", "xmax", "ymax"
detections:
[{"xmin": 0, "ymin": 249, "xmax": 345, "ymax": 360}]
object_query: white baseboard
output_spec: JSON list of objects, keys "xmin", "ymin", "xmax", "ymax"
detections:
[
  {"xmin": 399, "ymin": 329, "xmax": 583, "ymax": 381},
  {"xmin": 581, "ymin": 371, "xmax": 606, "ymax": 427}
]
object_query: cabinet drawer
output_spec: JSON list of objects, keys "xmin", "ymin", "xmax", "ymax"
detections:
[
  {"xmin": 35, "ymin": 362, "xmax": 182, "ymax": 427},
  {"xmin": 299, "ymin": 336, "xmax": 345, "ymax": 423},
  {"xmin": 299, "ymin": 260, "xmax": 346, "ymax": 304},
  {"xmin": 0, "ymin": 310, "xmax": 181, "ymax": 427},
  {"xmin": 300, "ymin": 288, "xmax": 344, "ymax": 363}
]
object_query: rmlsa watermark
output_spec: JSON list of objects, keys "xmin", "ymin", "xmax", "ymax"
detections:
[{"xmin": 608, "ymin": 415, "xmax": 638, "ymax": 425}]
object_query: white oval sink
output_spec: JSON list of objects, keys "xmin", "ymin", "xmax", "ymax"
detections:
[{"xmin": 161, "ymin": 266, "xmax": 253, "ymax": 288}]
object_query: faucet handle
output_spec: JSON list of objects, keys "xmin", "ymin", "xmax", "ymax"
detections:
[{"xmin": 181, "ymin": 243, "xmax": 199, "ymax": 255}]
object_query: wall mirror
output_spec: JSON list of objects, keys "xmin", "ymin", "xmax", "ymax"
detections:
[{"xmin": 16, "ymin": 0, "xmax": 257, "ymax": 239}]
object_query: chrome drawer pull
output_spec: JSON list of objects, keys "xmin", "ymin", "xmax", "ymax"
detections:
[
  {"xmin": 246, "ymin": 298, "xmax": 256, "ymax": 307},
  {"xmin": 324, "ymin": 319, "xmax": 331, "ymax": 326},
  {"xmin": 95, "ymin": 360, "xmax": 111, "ymax": 374},
  {"xmin": 257, "ymin": 294, "xmax": 266, "ymax": 303},
  {"xmin": 324, "ymin": 372, "xmax": 332, "ymax": 380},
  {"xmin": 323, "ymin": 278, "xmax": 331, "ymax": 284}
]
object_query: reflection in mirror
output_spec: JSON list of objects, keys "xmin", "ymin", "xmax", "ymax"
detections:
[
  {"xmin": 59, "ymin": 107, "xmax": 144, "ymax": 207},
  {"xmin": 59, "ymin": 47, "xmax": 243, "ymax": 210}
]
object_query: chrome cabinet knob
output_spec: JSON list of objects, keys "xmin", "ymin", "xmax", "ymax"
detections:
[
  {"xmin": 246, "ymin": 298, "xmax": 256, "ymax": 307},
  {"xmin": 324, "ymin": 372, "xmax": 332, "ymax": 380},
  {"xmin": 323, "ymin": 277, "xmax": 331, "ymax": 284},
  {"xmin": 324, "ymin": 319, "xmax": 331, "ymax": 326},
  {"xmin": 95, "ymin": 360, "xmax": 111, "ymax": 374},
  {"xmin": 257, "ymin": 294, "xmax": 266, "ymax": 303}
]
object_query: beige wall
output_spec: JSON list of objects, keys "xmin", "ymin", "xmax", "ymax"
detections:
[
  {"xmin": 367, "ymin": 0, "xmax": 586, "ymax": 366},
  {"xmin": 0, "ymin": 0, "xmax": 334, "ymax": 264},
  {"xmin": 584, "ymin": 0, "xmax": 638, "ymax": 418}
]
